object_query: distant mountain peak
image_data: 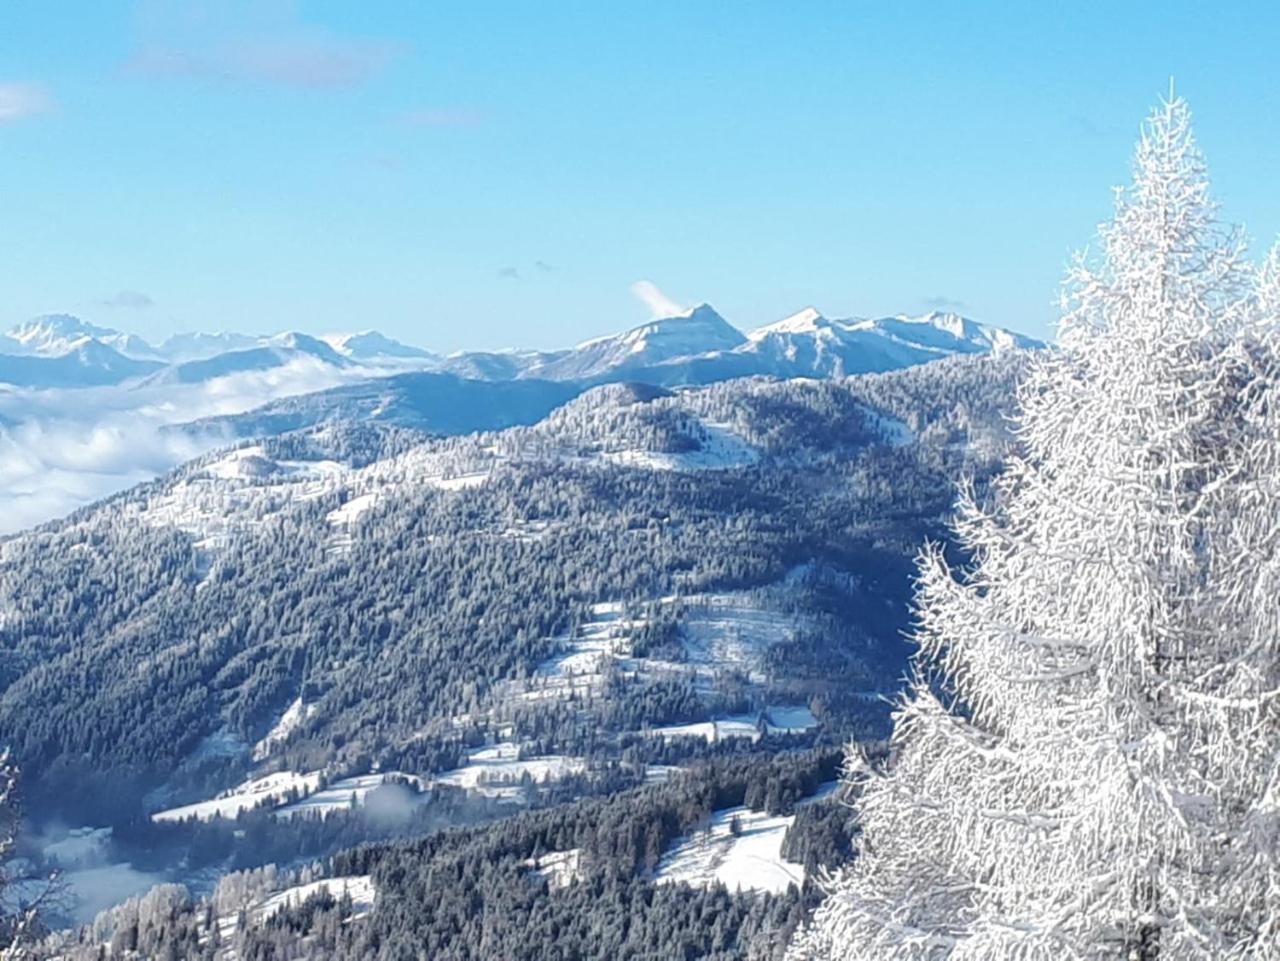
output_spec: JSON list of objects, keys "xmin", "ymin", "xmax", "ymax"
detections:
[
  {"xmin": 4, "ymin": 314, "xmax": 165, "ymax": 362},
  {"xmin": 7, "ymin": 314, "xmax": 120, "ymax": 355},
  {"xmin": 538, "ymin": 303, "xmax": 745, "ymax": 381},
  {"xmin": 895, "ymin": 310, "xmax": 972, "ymax": 338},
  {"xmin": 321, "ymin": 330, "xmax": 435, "ymax": 361},
  {"xmin": 264, "ymin": 331, "xmax": 334, "ymax": 354},
  {"xmin": 748, "ymin": 307, "xmax": 829, "ymax": 339}
]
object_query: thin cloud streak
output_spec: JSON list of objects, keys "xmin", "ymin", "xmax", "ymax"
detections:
[
  {"xmin": 123, "ymin": 1, "xmax": 403, "ymax": 89},
  {"xmin": 99, "ymin": 290, "xmax": 156, "ymax": 310},
  {"xmin": 123, "ymin": 36, "xmax": 402, "ymax": 88},
  {"xmin": 0, "ymin": 83, "xmax": 54, "ymax": 122}
]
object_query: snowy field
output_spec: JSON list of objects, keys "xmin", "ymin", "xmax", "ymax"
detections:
[
  {"xmin": 521, "ymin": 849, "xmax": 582, "ymax": 890},
  {"xmin": 518, "ymin": 589, "xmax": 809, "ymax": 707},
  {"xmin": 273, "ymin": 773, "xmax": 426, "ymax": 819},
  {"xmin": 646, "ymin": 705, "xmax": 818, "ymax": 743},
  {"xmin": 599, "ymin": 423, "xmax": 759, "ymax": 471},
  {"xmin": 152, "ymin": 740, "xmax": 588, "ymax": 823},
  {"xmin": 430, "ymin": 743, "xmax": 586, "ymax": 800},
  {"xmin": 257, "ymin": 875, "xmax": 376, "ymax": 922},
  {"xmin": 655, "ymin": 806, "xmax": 805, "ymax": 895},
  {"xmin": 680, "ymin": 595, "xmax": 802, "ymax": 680},
  {"xmin": 152, "ymin": 770, "xmax": 430, "ymax": 823},
  {"xmin": 655, "ymin": 783, "xmax": 839, "ymax": 895},
  {"xmin": 514, "ymin": 601, "xmax": 641, "ymax": 703},
  {"xmin": 213, "ymin": 875, "xmax": 376, "ymax": 953},
  {"xmin": 151, "ymin": 771, "xmax": 322, "ymax": 823}
]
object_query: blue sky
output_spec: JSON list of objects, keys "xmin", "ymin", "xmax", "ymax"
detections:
[{"xmin": 2, "ymin": 1, "xmax": 1279, "ymax": 351}]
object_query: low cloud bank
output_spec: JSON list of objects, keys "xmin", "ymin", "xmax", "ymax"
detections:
[{"xmin": 0, "ymin": 357, "xmax": 375, "ymax": 534}]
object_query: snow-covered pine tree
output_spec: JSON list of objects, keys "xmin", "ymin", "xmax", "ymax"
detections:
[{"xmin": 790, "ymin": 94, "xmax": 1280, "ymax": 960}]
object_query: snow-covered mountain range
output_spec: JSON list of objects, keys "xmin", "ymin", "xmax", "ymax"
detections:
[
  {"xmin": 0, "ymin": 306, "xmax": 1039, "ymax": 532},
  {"xmin": 0, "ymin": 306, "xmax": 1039, "ymax": 391}
]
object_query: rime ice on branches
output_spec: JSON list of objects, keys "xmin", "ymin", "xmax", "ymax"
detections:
[{"xmin": 791, "ymin": 94, "xmax": 1280, "ymax": 960}]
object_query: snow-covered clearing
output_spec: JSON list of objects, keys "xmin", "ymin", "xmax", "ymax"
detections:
[
  {"xmin": 151, "ymin": 771, "xmax": 321, "ymax": 823},
  {"xmin": 153, "ymin": 767, "xmax": 432, "ymax": 823},
  {"xmin": 521, "ymin": 849, "xmax": 582, "ymax": 890},
  {"xmin": 643, "ymin": 764, "xmax": 684, "ymax": 784},
  {"xmin": 273, "ymin": 773, "xmax": 426, "ymax": 819},
  {"xmin": 518, "ymin": 589, "xmax": 806, "ymax": 708},
  {"xmin": 654, "ymin": 784, "xmax": 838, "ymax": 895},
  {"xmin": 681, "ymin": 596, "xmax": 801, "ymax": 681},
  {"xmin": 325, "ymin": 491, "xmax": 378, "ymax": 527},
  {"xmin": 430, "ymin": 743, "xmax": 586, "ymax": 800},
  {"xmin": 251, "ymin": 697, "xmax": 315, "ymax": 761},
  {"xmin": 763, "ymin": 704, "xmax": 820, "ymax": 733},
  {"xmin": 655, "ymin": 806, "xmax": 803, "ymax": 894},
  {"xmin": 216, "ymin": 875, "xmax": 377, "ymax": 949},
  {"xmin": 257, "ymin": 875, "xmax": 376, "ymax": 922},
  {"xmin": 514, "ymin": 601, "xmax": 642, "ymax": 703},
  {"xmin": 645, "ymin": 706, "xmax": 817, "ymax": 743},
  {"xmin": 136, "ymin": 448, "xmax": 350, "ymax": 551},
  {"xmin": 599, "ymin": 423, "xmax": 758, "ymax": 471},
  {"xmin": 204, "ymin": 446, "xmax": 270, "ymax": 480},
  {"xmin": 425, "ymin": 470, "xmax": 490, "ymax": 490}
]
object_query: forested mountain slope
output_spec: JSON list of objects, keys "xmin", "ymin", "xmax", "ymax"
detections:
[{"xmin": 1, "ymin": 352, "xmax": 1025, "ymax": 944}]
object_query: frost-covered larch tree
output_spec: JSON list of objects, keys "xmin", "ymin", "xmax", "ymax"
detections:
[{"xmin": 790, "ymin": 94, "xmax": 1280, "ymax": 960}]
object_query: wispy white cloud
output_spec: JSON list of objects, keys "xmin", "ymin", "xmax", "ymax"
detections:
[
  {"xmin": 99, "ymin": 289, "xmax": 156, "ymax": 310},
  {"xmin": 630, "ymin": 280, "xmax": 687, "ymax": 319},
  {"xmin": 0, "ymin": 83, "xmax": 54, "ymax": 123},
  {"xmin": 123, "ymin": 1, "xmax": 403, "ymax": 89},
  {"xmin": 921, "ymin": 294, "xmax": 968, "ymax": 312}
]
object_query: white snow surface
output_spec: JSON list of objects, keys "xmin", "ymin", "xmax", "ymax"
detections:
[
  {"xmin": 151, "ymin": 771, "xmax": 321, "ymax": 823},
  {"xmin": 257, "ymin": 875, "xmax": 376, "ymax": 923},
  {"xmin": 655, "ymin": 806, "xmax": 805, "ymax": 895},
  {"xmin": 274, "ymin": 773, "xmax": 426, "ymax": 819},
  {"xmin": 326, "ymin": 491, "xmax": 379, "ymax": 526},
  {"xmin": 645, "ymin": 706, "xmax": 817, "ymax": 743},
  {"xmin": 655, "ymin": 783, "xmax": 839, "ymax": 895},
  {"xmin": 599, "ymin": 423, "xmax": 758, "ymax": 471},
  {"xmin": 430, "ymin": 743, "xmax": 586, "ymax": 799},
  {"xmin": 251, "ymin": 697, "xmax": 314, "ymax": 761},
  {"xmin": 521, "ymin": 849, "xmax": 583, "ymax": 890}
]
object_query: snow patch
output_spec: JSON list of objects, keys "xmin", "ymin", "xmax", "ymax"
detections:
[
  {"xmin": 522, "ymin": 849, "xmax": 582, "ymax": 890},
  {"xmin": 655, "ymin": 805, "xmax": 805, "ymax": 895},
  {"xmin": 326, "ymin": 491, "xmax": 378, "ymax": 527},
  {"xmin": 600, "ymin": 424, "xmax": 758, "ymax": 472},
  {"xmin": 251, "ymin": 698, "xmax": 315, "ymax": 761},
  {"xmin": 150, "ymin": 771, "xmax": 321, "ymax": 823},
  {"xmin": 430, "ymin": 743, "xmax": 586, "ymax": 800},
  {"xmin": 424, "ymin": 471, "xmax": 490, "ymax": 491},
  {"xmin": 258, "ymin": 875, "xmax": 375, "ymax": 923},
  {"xmin": 274, "ymin": 773, "xmax": 426, "ymax": 819}
]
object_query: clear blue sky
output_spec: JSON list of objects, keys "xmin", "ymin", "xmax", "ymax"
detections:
[{"xmin": 2, "ymin": 1, "xmax": 1278, "ymax": 351}]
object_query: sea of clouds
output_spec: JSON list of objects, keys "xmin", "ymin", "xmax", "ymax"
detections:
[{"xmin": 0, "ymin": 357, "xmax": 376, "ymax": 534}]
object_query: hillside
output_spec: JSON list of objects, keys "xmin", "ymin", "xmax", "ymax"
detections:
[{"xmin": 0, "ymin": 352, "xmax": 1025, "ymax": 941}]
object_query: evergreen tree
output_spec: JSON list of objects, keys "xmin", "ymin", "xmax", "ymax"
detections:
[{"xmin": 791, "ymin": 94, "xmax": 1280, "ymax": 959}]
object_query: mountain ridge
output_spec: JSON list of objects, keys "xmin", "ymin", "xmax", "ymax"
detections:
[{"xmin": 1, "ymin": 305, "xmax": 1039, "ymax": 392}]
